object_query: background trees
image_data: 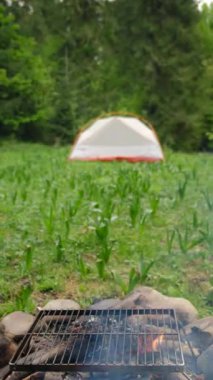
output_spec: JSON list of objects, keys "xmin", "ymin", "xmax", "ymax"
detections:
[
  {"xmin": 0, "ymin": 4, "xmax": 53, "ymax": 141},
  {"xmin": 0, "ymin": 0, "xmax": 212, "ymax": 150}
]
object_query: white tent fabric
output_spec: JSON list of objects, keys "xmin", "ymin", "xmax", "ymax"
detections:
[{"xmin": 69, "ymin": 116, "xmax": 164, "ymax": 162}]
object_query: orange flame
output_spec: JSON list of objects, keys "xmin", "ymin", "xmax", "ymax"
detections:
[
  {"xmin": 152, "ymin": 334, "xmax": 164, "ymax": 351},
  {"xmin": 138, "ymin": 334, "xmax": 164, "ymax": 354}
]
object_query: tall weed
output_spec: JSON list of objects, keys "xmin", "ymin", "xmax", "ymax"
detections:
[
  {"xmin": 16, "ymin": 284, "xmax": 34, "ymax": 311},
  {"xmin": 129, "ymin": 194, "xmax": 140, "ymax": 226},
  {"xmin": 149, "ymin": 195, "xmax": 160, "ymax": 215},
  {"xmin": 44, "ymin": 206, "xmax": 55, "ymax": 235},
  {"xmin": 95, "ymin": 217, "xmax": 112, "ymax": 278},
  {"xmin": 166, "ymin": 229, "xmax": 175, "ymax": 254},
  {"xmin": 177, "ymin": 177, "xmax": 188, "ymax": 200},
  {"xmin": 202, "ymin": 190, "xmax": 213, "ymax": 211},
  {"xmin": 176, "ymin": 227, "xmax": 205, "ymax": 254},
  {"xmin": 76, "ymin": 254, "xmax": 90, "ymax": 278},
  {"xmin": 24, "ymin": 244, "xmax": 33, "ymax": 272},
  {"xmin": 55, "ymin": 235, "xmax": 64, "ymax": 262},
  {"xmin": 113, "ymin": 256, "xmax": 155, "ymax": 294},
  {"xmin": 141, "ymin": 176, "xmax": 151, "ymax": 193}
]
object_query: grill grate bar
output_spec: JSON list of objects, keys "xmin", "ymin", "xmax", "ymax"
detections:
[{"xmin": 10, "ymin": 309, "xmax": 185, "ymax": 373}]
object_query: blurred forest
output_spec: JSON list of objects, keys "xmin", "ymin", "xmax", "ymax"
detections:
[{"xmin": 0, "ymin": 0, "xmax": 212, "ymax": 150}]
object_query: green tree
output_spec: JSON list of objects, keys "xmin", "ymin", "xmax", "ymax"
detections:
[
  {"xmin": 102, "ymin": 0, "xmax": 207, "ymax": 150},
  {"xmin": 8, "ymin": 0, "xmax": 104, "ymax": 142},
  {"xmin": 48, "ymin": 0, "xmax": 104, "ymax": 141},
  {"xmin": 0, "ymin": 4, "xmax": 53, "ymax": 140},
  {"xmin": 1, "ymin": 0, "xmax": 212, "ymax": 150},
  {"xmin": 197, "ymin": 4, "xmax": 213, "ymax": 149}
]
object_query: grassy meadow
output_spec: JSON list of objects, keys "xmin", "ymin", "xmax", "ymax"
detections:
[{"xmin": 0, "ymin": 143, "xmax": 212, "ymax": 317}]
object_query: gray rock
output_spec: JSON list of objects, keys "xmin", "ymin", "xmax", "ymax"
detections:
[
  {"xmin": 7, "ymin": 372, "xmax": 62, "ymax": 380},
  {"xmin": 44, "ymin": 374, "xmax": 82, "ymax": 380},
  {"xmin": 197, "ymin": 344, "xmax": 213, "ymax": 380},
  {"xmin": 63, "ymin": 374, "xmax": 83, "ymax": 380},
  {"xmin": 42, "ymin": 299, "xmax": 80, "ymax": 310},
  {"xmin": 44, "ymin": 373, "xmax": 64, "ymax": 380},
  {"xmin": 114, "ymin": 286, "xmax": 198, "ymax": 325},
  {"xmin": 0, "ymin": 334, "xmax": 17, "ymax": 367},
  {"xmin": 0, "ymin": 365, "xmax": 11, "ymax": 380},
  {"xmin": 90, "ymin": 298, "xmax": 120, "ymax": 310},
  {"xmin": 6, "ymin": 371, "xmax": 31, "ymax": 380},
  {"xmin": 1, "ymin": 312, "xmax": 35, "ymax": 340},
  {"xmin": 0, "ymin": 322, "xmax": 5, "ymax": 334},
  {"xmin": 23, "ymin": 373, "xmax": 45, "ymax": 380},
  {"xmin": 185, "ymin": 317, "xmax": 213, "ymax": 352}
]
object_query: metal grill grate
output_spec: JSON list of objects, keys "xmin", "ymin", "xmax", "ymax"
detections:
[{"xmin": 10, "ymin": 309, "xmax": 185, "ymax": 374}]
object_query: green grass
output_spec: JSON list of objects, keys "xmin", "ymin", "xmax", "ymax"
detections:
[{"xmin": 0, "ymin": 142, "xmax": 212, "ymax": 317}]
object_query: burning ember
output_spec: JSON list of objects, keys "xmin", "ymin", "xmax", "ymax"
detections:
[
  {"xmin": 152, "ymin": 334, "xmax": 164, "ymax": 352},
  {"xmin": 138, "ymin": 333, "xmax": 164, "ymax": 354}
]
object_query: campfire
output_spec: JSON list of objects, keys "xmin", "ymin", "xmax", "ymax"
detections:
[
  {"xmin": 137, "ymin": 333, "xmax": 164, "ymax": 354},
  {"xmin": 9, "ymin": 308, "xmax": 194, "ymax": 379}
]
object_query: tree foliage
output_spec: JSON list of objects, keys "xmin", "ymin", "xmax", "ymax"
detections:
[
  {"xmin": 0, "ymin": 4, "xmax": 53, "ymax": 140},
  {"xmin": 0, "ymin": 0, "xmax": 212, "ymax": 150},
  {"xmin": 197, "ymin": 4, "xmax": 213, "ymax": 149}
]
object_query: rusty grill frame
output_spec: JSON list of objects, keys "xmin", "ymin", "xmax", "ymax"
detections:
[{"xmin": 10, "ymin": 309, "xmax": 185, "ymax": 375}]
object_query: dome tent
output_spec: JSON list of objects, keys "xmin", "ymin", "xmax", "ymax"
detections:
[{"xmin": 69, "ymin": 113, "xmax": 164, "ymax": 162}]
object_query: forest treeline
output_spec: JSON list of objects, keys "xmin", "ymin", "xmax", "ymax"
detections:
[{"xmin": 0, "ymin": 0, "xmax": 212, "ymax": 150}]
